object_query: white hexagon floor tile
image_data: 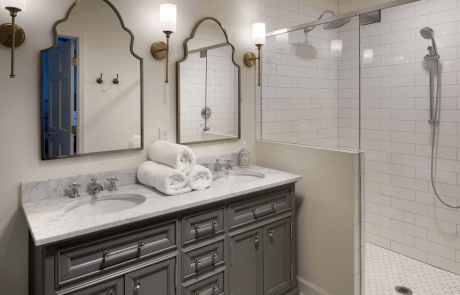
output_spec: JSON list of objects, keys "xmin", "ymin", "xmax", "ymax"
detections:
[{"xmin": 365, "ymin": 242, "xmax": 460, "ymax": 295}]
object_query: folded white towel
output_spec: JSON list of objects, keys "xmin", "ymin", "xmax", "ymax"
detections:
[
  {"xmin": 148, "ymin": 141, "xmax": 196, "ymax": 175},
  {"xmin": 187, "ymin": 165, "xmax": 213, "ymax": 191},
  {"xmin": 137, "ymin": 161, "xmax": 192, "ymax": 196},
  {"xmin": 128, "ymin": 135, "xmax": 141, "ymax": 149}
]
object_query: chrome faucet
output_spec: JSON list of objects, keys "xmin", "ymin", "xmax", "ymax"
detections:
[
  {"xmin": 107, "ymin": 177, "xmax": 119, "ymax": 191},
  {"xmin": 214, "ymin": 159, "xmax": 233, "ymax": 172},
  {"xmin": 89, "ymin": 178, "xmax": 104, "ymax": 195},
  {"xmin": 68, "ymin": 183, "xmax": 81, "ymax": 198}
]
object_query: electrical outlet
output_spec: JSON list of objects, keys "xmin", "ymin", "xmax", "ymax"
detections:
[{"xmin": 159, "ymin": 127, "xmax": 170, "ymax": 141}]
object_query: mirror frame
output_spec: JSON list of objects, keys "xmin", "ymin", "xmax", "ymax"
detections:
[
  {"xmin": 40, "ymin": 0, "xmax": 144, "ymax": 160},
  {"xmin": 176, "ymin": 17, "xmax": 241, "ymax": 145}
]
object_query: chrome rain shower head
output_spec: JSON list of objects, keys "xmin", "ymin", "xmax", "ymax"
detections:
[
  {"xmin": 420, "ymin": 27, "xmax": 439, "ymax": 56},
  {"xmin": 304, "ymin": 10, "xmax": 350, "ymax": 34},
  {"xmin": 323, "ymin": 18, "xmax": 350, "ymax": 30}
]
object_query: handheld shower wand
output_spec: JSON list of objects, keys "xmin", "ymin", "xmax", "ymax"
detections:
[
  {"xmin": 420, "ymin": 28, "xmax": 459, "ymax": 209},
  {"xmin": 420, "ymin": 27, "xmax": 439, "ymax": 58}
]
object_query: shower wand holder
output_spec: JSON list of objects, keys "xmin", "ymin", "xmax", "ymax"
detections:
[{"xmin": 428, "ymin": 119, "xmax": 439, "ymax": 126}]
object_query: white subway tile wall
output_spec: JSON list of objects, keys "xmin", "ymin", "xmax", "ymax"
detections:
[
  {"xmin": 180, "ymin": 21, "xmax": 238, "ymax": 143},
  {"xmin": 260, "ymin": 13, "xmax": 360, "ymax": 149},
  {"xmin": 360, "ymin": 0, "xmax": 460, "ymax": 277}
]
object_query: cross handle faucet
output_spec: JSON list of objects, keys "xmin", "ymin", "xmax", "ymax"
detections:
[
  {"xmin": 107, "ymin": 177, "xmax": 119, "ymax": 191},
  {"xmin": 68, "ymin": 183, "xmax": 81, "ymax": 198}
]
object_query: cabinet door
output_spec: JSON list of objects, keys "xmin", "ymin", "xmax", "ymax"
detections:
[
  {"xmin": 63, "ymin": 277, "xmax": 123, "ymax": 295},
  {"xmin": 124, "ymin": 257, "xmax": 176, "ymax": 295},
  {"xmin": 230, "ymin": 227, "xmax": 263, "ymax": 295},
  {"xmin": 263, "ymin": 218, "xmax": 291, "ymax": 295}
]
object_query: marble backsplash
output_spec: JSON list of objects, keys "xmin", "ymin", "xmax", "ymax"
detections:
[
  {"xmin": 22, "ymin": 167, "xmax": 139, "ymax": 203},
  {"xmin": 22, "ymin": 153, "xmax": 241, "ymax": 203}
]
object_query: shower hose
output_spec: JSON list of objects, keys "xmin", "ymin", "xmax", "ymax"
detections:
[{"xmin": 429, "ymin": 61, "xmax": 458, "ymax": 208}]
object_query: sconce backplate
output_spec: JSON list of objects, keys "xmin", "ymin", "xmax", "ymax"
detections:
[
  {"xmin": 244, "ymin": 52, "xmax": 256, "ymax": 67},
  {"xmin": 0, "ymin": 23, "xmax": 25, "ymax": 48},
  {"xmin": 151, "ymin": 41, "xmax": 167, "ymax": 60}
]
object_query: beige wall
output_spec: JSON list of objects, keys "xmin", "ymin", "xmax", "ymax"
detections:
[
  {"xmin": 255, "ymin": 140, "xmax": 360, "ymax": 295},
  {"xmin": 0, "ymin": 0, "xmax": 258, "ymax": 294}
]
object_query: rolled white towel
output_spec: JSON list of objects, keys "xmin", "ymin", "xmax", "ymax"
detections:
[
  {"xmin": 187, "ymin": 165, "xmax": 213, "ymax": 191},
  {"xmin": 137, "ymin": 161, "xmax": 192, "ymax": 196},
  {"xmin": 148, "ymin": 141, "xmax": 196, "ymax": 175},
  {"xmin": 128, "ymin": 135, "xmax": 141, "ymax": 149}
]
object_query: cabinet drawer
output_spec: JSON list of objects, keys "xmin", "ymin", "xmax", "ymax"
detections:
[
  {"xmin": 57, "ymin": 221, "xmax": 176, "ymax": 285},
  {"xmin": 228, "ymin": 188, "xmax": 291, "ymax": 228},
  {"xmin": 182, "ymin": 208, "xmax": 224, "ymax": 244},
  {"xmin": 183, "ymin": 240, "xmax": 225, "ymax": 279},
  {"xmin": 60, "ymin": 277, "xmax": 123, "ymax": 295},
  {"xmin": 182, "ymin": 271, "xmax": 224, "ymax": 295}
]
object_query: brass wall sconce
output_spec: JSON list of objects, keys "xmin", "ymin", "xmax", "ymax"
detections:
[
  {"xmin": 151, "ymin": 4, "xmax": 176, "ymax": 83},
  {"xmin": 96, "ymin": 73, "xmax": 103, "ymax": 84},
  {"xmin": 112, "ymin": 74, "xmax": 119, "ymax": 84},
  {"xmin": 244, "ymin": 23, "xmax": 266, "ymax": 86},
  {"xmin": 0, "ymin": 0, "xmax": 27, "ymax": 78}
]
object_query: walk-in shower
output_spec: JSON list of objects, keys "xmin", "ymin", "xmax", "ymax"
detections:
[{"xmin": 260, "ymin": 0, "xmax": 460, "ymax": 294}]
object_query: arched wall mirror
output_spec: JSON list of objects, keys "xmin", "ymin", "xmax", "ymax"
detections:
[
  {"xmin": 40, "ymin": 0, "xmax": 143, "ymax": 160},
  {"xmin": 176, "ymin": 17, "xmax": 241, "ymax": 144}
]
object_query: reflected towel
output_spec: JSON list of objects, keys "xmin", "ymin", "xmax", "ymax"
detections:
[
  {"xmin": 187, "ymin": 165, "xmax": 213, "ymax": 191},
  {"xmin": 148, "ymin": 141, "xmax": 196, "ymax": 175},
  {"xmin": 137, "ymin": 161, "xmax": 191, "ymax": 196}
]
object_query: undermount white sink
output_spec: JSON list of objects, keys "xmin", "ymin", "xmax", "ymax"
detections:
[
  {"xmin": 213, "ymin": 171, "xmax": 265, "ymax": 184},
  {"xmin": 65, "ymin": 194, "xmax": 146, "ymax": 216}
]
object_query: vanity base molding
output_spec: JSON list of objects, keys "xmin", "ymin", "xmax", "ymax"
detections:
[{"xmin": 30, "ymin": 183, "xmax": 298, "ymax": 295}]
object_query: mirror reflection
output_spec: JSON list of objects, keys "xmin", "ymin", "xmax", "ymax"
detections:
[
  {"xmin": 41, "ymin": 0, "xmax": 142, "ymax": 159},
  {"xmin": 178, "ymin": 19, "xmax": 240, "ymax": 144}
]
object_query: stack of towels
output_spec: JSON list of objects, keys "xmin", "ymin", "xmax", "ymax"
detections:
[{"xmin": 137, "ymin": 141, "xmax": 213, "ymax": 195}]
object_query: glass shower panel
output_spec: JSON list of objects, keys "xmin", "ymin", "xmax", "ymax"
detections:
[
  {"xmin": 260, "ymin": 16, "xmax": 360, "ymax": 151},
  {"xmin": 360, "ymin": 2, "xmax": 460, "ymax": 295}
]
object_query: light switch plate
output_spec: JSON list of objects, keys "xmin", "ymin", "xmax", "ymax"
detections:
[{"xmin": 159, "ymin": 127, "xmax": 170, "ymax": 141}]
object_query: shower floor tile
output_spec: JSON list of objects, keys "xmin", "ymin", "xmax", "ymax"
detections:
[{"xmin": 366, "ymin": 242, "xmax": 460, "ymax": 295}]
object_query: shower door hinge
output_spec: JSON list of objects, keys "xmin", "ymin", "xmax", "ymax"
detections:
[
  {"xmin": 72, "ymin": 57, "xmax": 77, "ymax": 66},
  {"xmin": 71, "ymin": 125, "xmax": 77, "ymax": 134}
]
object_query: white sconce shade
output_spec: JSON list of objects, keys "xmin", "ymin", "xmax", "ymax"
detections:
[
  {"xmin": 0, "ymin": 0, "xmax": 26, "ymax": 11},
  {"xmin": 331, "ymin": 40, "xmax": 343, "ymax": 58},
  {"xmin": 252, "ymin": 23, "xmax": 266, "ymax": 45},
  {"xmin": 160, "ymin": 4, "xmax": 177, "ymax": 32}
]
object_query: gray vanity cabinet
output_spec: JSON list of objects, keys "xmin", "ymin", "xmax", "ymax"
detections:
[
  {"xmin": 263, "ymin": 218, "xmax": 292, "ymax": 295},
  {"xmin": 229, "ymin": 218, "xmax": 292, "ymax": 295},
  {"xmin": 230, "ymin": 227, "xmax": 264, "ymax": 295},
  {"xmin": 124, "ymin": 257, "xmax": 176, "ymax": 295},
  {"xmin": 30, "ymin": 183, "xmax": 298, "ymax": 295}
]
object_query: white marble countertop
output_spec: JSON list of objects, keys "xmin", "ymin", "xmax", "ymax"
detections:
[{"xmin": 23, "ymin": 166, "xmax": 301, "ymax": 246}]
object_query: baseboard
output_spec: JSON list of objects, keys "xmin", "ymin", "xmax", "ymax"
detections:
[{"xmin": 297, "ymin": 276, "xmax": 333, "ymax": 295}]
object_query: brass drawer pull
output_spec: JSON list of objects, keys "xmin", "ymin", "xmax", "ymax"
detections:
[
  {"xmin": 268, "ymin": 230, "xmax": 274, "ymax": 237},
  {"xmin": 194, "ymin": 284, "xmax": 218, "ymax": 295},
  {"xmin": 194, "ymin": 252, "xmax": 217, "ymax": 265},
  {"xmin": 103, "ymin": 240, "xmax": 146, "ymax": 260},
  {"xmin": 106, "ymin": 288, "xmax": 115, "ymax": 295}
]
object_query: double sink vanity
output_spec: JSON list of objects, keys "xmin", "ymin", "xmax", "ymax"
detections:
[{"xmin": 24, "ymin": 159, "xmax": 301, "ymax": 295}]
